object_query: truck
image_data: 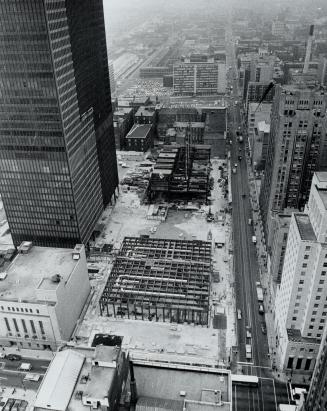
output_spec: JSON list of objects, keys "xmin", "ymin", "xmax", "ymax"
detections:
[
  {"xmin": 245, "ymin": 344, "xmax": 252, "ymax": 360},
  {"xmin": 252, "ymin": 235, "xmax": 257, "ymax": 244},
  {"xmin": 256, "ymin": 286, "xmax": 264, "ymax": 302}
]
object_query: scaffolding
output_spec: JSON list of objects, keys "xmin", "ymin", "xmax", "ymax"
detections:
[
  {"xmin": 148, "ymin": 144, "xmax": 211, "ymax": 202},
  {"xmin": 99, "ymin": 237, "xmax": 212, "ymax": 326}
]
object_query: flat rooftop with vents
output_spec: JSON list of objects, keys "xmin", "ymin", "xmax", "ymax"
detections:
[{"xmin": 0, "ymin": 242, "xmax": 85, "ymax": 302}]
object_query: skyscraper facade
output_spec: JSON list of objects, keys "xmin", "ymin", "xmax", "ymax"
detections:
[
  {"xmin": 0, "ymin": 0, "xmax": 118, "ymax": 247},
  {"xmin": 259, "ymin": 85, "xmax": 327, "ymax": 246},
  {"xmin": 274, "ymin": 173, "xmax": 327, "ymax": 373},
  {"xmin": 304, "ymin": 322, "xmax": 327, "ymax": 410}
]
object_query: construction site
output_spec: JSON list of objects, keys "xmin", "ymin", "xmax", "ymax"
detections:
[
  {"xmin": 99, "ymin": 237, "xmax": 212, "ymax": 326},
  {"xmin": 148, "ymin": 144, "xmax": 211, "ymax": 202}
]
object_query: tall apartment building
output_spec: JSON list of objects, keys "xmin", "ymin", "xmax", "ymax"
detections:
[
  {"xmin": 0, "ymin": 0, "xmax": 118, "ymax": 248},
  {"xmin": 274, "ymin": 172, "xmax": 327, "ymax": 373},
  {"xmin": 173, "ymin": 58, "xmax": 226, "ymax": 96},
  {"xmin": 259, "ymin": 85, "xmax": 327, "ymax": 247},
  {"xmin": 304, "ymin": 322, "xmax": 327, "ymax": 410}
]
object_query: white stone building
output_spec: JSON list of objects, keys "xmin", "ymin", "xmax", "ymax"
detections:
[
  {"xmin": 274, "ymin": 172, "xmax": 327, "ymax": 373},
  {"xmin": 0, "ymin": 242, "xmax": 90, "ymax": 350}
]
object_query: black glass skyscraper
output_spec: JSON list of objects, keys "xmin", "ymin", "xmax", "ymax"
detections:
[{"xmin": 0, "ymin": 0, "xmax": 118, "ymax": 247}]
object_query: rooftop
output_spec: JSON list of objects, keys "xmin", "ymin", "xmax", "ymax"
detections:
[
  {"xmin": 315, "ymin": 172, "xmax": 327, "ymax": 183},
  {"xmin": 294, "ymin": 214, "xmax": 316, "ymax": 242},
  {"xmin": 286, "ymin": 328, "xmax": 320, "ymax": 344},
  {"xmin": 257, "ymin": 121, "xmax": 270, "ymax": 133},
  {"xmin": 0, "ymin": 244, "xmax": 80, "ymax": 302},
  {"xmin": 135, "ymin": 106, "xmax": 156, "ymax": 117},
  {"xmin": 34, "ymin": 350, "xmax": 85, "ymax": 411},
  {"xmin": 174, "ymin": 121, "xmax": 205, "ymax": 128},
  {"xmin": 316, "ymin": 187, "xmax": 327, "ymax": 210},
  {"xmin": 248, "ymin": 102, "xmax": 272, "ymax": 113},
  {"xmin": 114, "ymin": 107, "xmax": 133, "ymax": 117},
  {"xmin": 94, "ymin": 345, "xmax": 120, "ymax": 363},
  {"xmin": 134, "ymin": 365, "xmax": 231, "ymax": 409},
  {"xmin": 126, "ymin": 124, "xmax": 153, "ymax": 139}
]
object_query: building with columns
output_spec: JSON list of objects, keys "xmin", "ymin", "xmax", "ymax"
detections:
[
  {"xmin": 0, "ymin": 242, "xmax": 90, "ymax": 350},
  {"xmin": 274, "ymin": 172, "xmax": 327, "ymax": 373}
]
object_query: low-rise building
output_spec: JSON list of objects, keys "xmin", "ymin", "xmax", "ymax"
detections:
[
  {"xmin": 34, "ymin": 345, "xmax": 129, "ymax": 411},
  {"xmin": 125, "ymin": 124, "xmax": 153, "ymax": 152},
  {"xmin": 135, "ymin": 106, "xmax": 156, "ymax": 125},
  {"xmin": 252, "ymin": 121, "xmax": 270, "ymax": 170},
  {"xmin": 0, "ymin": 243, "xmax": 90, "ymax": 350},
  {"xmin": 247, "ymin": 103, "xmax": 271, "ymax": 165},
  {"xmin": 113, "ymin": 107, "xmax": 134, "ymax": 150}
]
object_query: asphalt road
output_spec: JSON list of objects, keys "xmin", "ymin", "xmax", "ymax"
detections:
[
  {"xmin": 0, "ymin": 357, "xmax": 49, "ymax": 389},
  {"xmin": 225, "ymin": 26, "xmax": 290, "ymax": 410}
]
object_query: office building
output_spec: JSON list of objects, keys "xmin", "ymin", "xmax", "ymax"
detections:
[
  {"xmin": 304, "ymin": 322, "xmax": 327, "ymax": 410},
  {"xmin": 259, "ymin": 85, "xmax": 327, "ymax": 247},
  {"xmin": 274, "ymin": 173, "xmax": 327, "ymax": 373},
  {"xmin": 173, "ymin": 58, "xmax": 226, "ymax": 96},
  {"xmin": 0, "ymin": 242, "xmax": 90, "ymax": 350},
  {"xmin": 272, "ymin": 20, "xmax": 286, "ymax": 37},
  {"xmin": 317, "ymin": 56, "xmax": 327, "ymax": 87},
  {"xmin": 0, "ymin": 0, "xmax": 118, "ymax": 248}
]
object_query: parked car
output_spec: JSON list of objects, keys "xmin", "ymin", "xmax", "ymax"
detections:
[
  {"xmin": 12, "ymin": 400, "xmax": 22, "ymax": 411},
  {"xmin": 259, "ymin": 304, "xmax": 264, "ymax": 314},
  {"xmin": 0, "ymin": 353, "xmax": 6, "ymax": 359},
  {"xmin": 18, "ymin": 362, "xmax": 32, "ymax": 371},
  {"xmin": 237, "ymin": 309, "xmax": 242, "ymax": 320},
  {"xmin": 6, "ymin": 354, "xmax": 22, "ymax": 361},
  {"xmin": 261, "ymin": 323, "xmax": 267, "ymax": 334},
  {"xmin": 24, "ymin": 373, "xmax": 40, "ymax": 382},
  {"xmin": 4, "ymin": 399, "xmax": 15, "ymax": 411}
]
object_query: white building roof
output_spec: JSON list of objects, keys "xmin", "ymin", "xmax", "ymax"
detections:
[
  {"xmin": 34, "ymin": 350, "xmax": 85, "ymax": 411},
  {"xmin": 257, "ymin": 121, "xmax": 270, "ymax": 133}
]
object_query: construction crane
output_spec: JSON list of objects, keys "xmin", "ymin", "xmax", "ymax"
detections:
[{"xmin": 254, "ymin": 80, "xmax": 275, "ymax": 113}]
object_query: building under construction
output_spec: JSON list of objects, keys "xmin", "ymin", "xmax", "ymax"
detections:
[
  {"xmin": 99, "ymin": 237, "xmax": 212, "ymax": 326},
  {"xmin": 148, "ymin": 144, "xmax": 211, "ymax": 202}
]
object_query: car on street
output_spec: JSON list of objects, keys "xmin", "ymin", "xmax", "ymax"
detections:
[
  {"xmin": 4, "ymin": 399, "xmax": 15, "ymax": 411},
  {"xmin": 6, "ymin": 354, "xmax": 22, "ymax": 361},
  {"xmin": 242, "ymin": 193, "xmax": 246, "ymax": 198},
  {"xmin": 24, "ymin": 373, "xmax": 40, "ymax": 382},
  {"xmin": 18, "ymin": 362, "xmax": 32, "ymax": 371},
  {"xmin": 237, "ymin": 309, "xmax": 242, "ymax": 319},
  {"xmin": 238, "ymin": 155, "xmax": 242, "ymax": 160},
  {"xmin": 234, "ymin": 163, "xmax": 237, "ymax": 167},
  {"xmin": 261, "ymin": 323, "xmax": 267, "ymax": 334},
  {"xmin": 259, "ymin": 304, "xmax": 264, "ymax": 314}
]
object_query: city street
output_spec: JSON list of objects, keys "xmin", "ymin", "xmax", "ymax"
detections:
[{"xmin": 226, "ymin": 26, "xmax": 290, "ymax": 410}]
